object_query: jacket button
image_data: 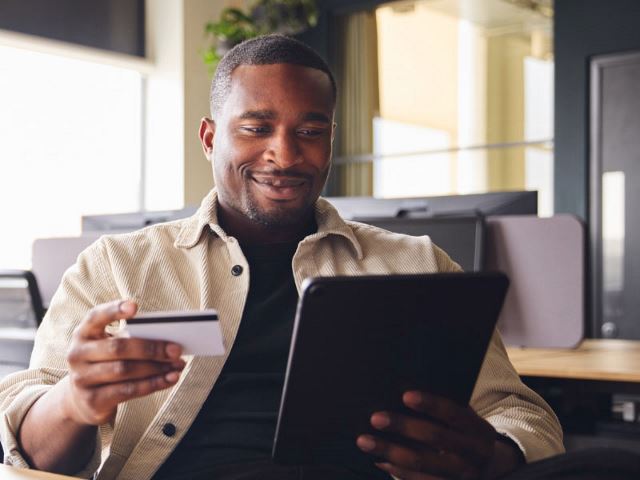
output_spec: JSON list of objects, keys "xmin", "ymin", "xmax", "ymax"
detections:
[
  {"xmin": 162, "ymin": 423, "xmax": 176, "ymax": 437},
  {"xmin": 231, "ymin": 265, "xmax": 243, "ymax": 276}
]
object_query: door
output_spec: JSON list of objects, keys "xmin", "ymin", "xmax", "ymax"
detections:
[{"xmin": 591, "ymin": 50, "xmax": 640, "ymax": 339}]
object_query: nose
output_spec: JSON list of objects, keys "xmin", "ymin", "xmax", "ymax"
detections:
[{"xmin": 263, "ymin": 130, "xmax": 303, "ymax": 169}]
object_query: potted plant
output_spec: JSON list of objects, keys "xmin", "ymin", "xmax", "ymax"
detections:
[
  {"xmin": 251, "ymin": 0, "xmax": 318, "ymax": 35},
  {"xmin": 203, "ymin": 0, "xmax": 318, "ymax": 72}
]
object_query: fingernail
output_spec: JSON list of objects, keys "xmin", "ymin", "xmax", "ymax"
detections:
[
  {"xmin": 165, "ymin": 371, "xmax": 180, "ymax": 383},
  {"xmin": 356, "ymin": 435, "xmax": 376, "ymax": 452},
  {"xmin": 165, "ymin": 343, "xmax": 182, "ymax": 359},
  {"xmin": 371, "ymin": 412, "xmax": 390, "ymax": 429},
  {"xmin": 119, "ymin": 300, "xmax": 135, "ymax": 314},
  {"xmin": 404, "ymin": 391, "xmax": 422, "ymax": 405}
]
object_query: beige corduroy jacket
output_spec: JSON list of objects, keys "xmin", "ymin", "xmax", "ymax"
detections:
[{"xmin": 0, "ymin": 189, "xmax": 564, "ymax": 479}]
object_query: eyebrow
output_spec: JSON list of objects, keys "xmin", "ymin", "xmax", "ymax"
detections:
[
  {"xmin": 302, "ymin": 112, "xmax": 331, "ymax": 124},
  {"xmin": 238, "ymin": 110, "xmax": 275, "ymax": 120},
  {"xmin": 237, "ymin": 110, "xmax": 331, "ymax": 124}
]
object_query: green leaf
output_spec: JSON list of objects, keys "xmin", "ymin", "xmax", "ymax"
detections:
[{"xmin": 202, "ymin": 0, "xmax": 319, "ymax": 71}]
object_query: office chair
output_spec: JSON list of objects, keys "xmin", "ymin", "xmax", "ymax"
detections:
[
  {"xmin": 0, "ymin": 270, "xmax": 45, "ymax": 463},
  {"xmin": 0, "ymin": 269, "xmax": 44, "ymax": 327},
  {"xmin": 0, "ymin": 269, "xmax": 43, "ymax": 381}
]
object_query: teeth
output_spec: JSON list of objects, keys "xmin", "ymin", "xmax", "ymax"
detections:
[{"xmin": 254, "ymin": 177, "xmax": 303, "ymax": 187}]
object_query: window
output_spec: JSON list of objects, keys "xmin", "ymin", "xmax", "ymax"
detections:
[
  {"xmin": 373, "ymin": 0, "xmax": 554, "ymax": 206},
  {"xmin": 0, "ymin": 43, "xmax": 143, "ymax": 269},
  {"xmin": 373, "ymin": 117, "xmax": 452, "ymax": 197}
]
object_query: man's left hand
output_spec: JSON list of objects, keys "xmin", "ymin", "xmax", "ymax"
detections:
[{"xmin": 356, "ymin": 391, "xmax": 523, "ymax": 480}]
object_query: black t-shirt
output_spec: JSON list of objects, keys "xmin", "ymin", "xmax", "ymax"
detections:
[{"xmin": 153, "ymin": 239, "xmax": 390, "ymax": 480}]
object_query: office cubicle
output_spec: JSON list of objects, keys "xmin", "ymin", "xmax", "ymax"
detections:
[
  {"xmin": 354, "ymin": 215, "xmax": 485, "ymax": 273},
  {"xmin": 341, "ymin": 190, "xmax": 537, "ymax": 273},
  {"xmin": 29, "ymin": 190, "xmax": 537, "ymax": 311}
]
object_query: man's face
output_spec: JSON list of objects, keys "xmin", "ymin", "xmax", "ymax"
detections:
[{"xmin": 201, "ymin": 63, "xmax": 335, "ymax": 228}]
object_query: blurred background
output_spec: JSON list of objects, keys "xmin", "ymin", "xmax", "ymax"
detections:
[{"xmin": 0, "ymin": 0, "xmax": 555, "ymax": 269}]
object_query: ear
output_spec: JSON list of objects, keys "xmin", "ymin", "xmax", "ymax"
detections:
[{"xmin": 199, "ymin": 117, "xmax": 216, "ymax": 161}]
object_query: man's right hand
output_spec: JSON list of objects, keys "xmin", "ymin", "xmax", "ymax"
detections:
[
  {"xmin": 18, "ymin": 300, "xmax": 185, "ymax": 473},
  {"xmin": 64, "ymin": 299, "xmax": 185, "ymax": 426}
]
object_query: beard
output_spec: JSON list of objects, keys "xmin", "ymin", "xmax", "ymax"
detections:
[
  {"xmin": 213, "ymin": 156, "xmax": 330, "ymax": 231},
  {"xmin": 242, "ymin": 186, "xmax": 315, "ymax": 228}
]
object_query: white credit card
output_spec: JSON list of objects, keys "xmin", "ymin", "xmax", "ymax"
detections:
[{"xmin": 121, "ymin": 309, "xmax": 225, "ymax": 356}]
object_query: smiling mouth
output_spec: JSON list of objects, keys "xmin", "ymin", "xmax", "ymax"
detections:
[
  {"xmin": 251, "ymin": 175, "xmax": 306, "ymax": 188},
  {"xmin": 250, "ymin": 175, "xmax": 308, "ymax": 200}
]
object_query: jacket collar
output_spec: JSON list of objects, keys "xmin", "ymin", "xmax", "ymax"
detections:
[{"xmin": 174, "ymin": 189, "xmax": 363, "ymax": 259}]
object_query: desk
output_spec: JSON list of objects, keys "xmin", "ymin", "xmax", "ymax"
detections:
[
  {"xmin": 507, "ymin": 339, "xmax": 640, "ymax": 383},
  {"xmin": 507, "ymin": 339, "xmax": 640, "ymax": 452},
  {"xmin": 0, "ymin": 465, "xmax": 80, "ymax": 479}
]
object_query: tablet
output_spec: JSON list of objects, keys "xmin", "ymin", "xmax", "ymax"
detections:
[{"xmin": 272, "ymin": 272, "xmax": 509, "ymax": 465}]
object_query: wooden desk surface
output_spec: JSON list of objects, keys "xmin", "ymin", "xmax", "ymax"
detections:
[
  {"xmin": 0, "ymin": 465, "xmax": 79, "ymax": 479},
  {"xmin": 506, "ymin": 339, "xmax": 640, "ymax": 382}
]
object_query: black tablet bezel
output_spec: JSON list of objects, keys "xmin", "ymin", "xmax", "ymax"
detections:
[{"xmin": 272, "ymin": 272, "xmax": 509, "ymax": 465}]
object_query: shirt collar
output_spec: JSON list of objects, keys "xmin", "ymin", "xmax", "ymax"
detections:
[{"xmin": 174, "ymin": 189, "xmax": 363, "ymax": 259}]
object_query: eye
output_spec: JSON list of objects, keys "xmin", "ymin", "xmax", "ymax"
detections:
[
  {"xmin": 297, "ymin": 128, "xmax": 325, "ymax": 138},
  {"xmin": 240, "ymin": 125, "xmax": 271, "ymax": 135}
]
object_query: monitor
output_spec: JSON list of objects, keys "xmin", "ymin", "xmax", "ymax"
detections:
[
  {"xmin": 354, "ymin": 215, "xmax": 485, "ymax": 272},
  {"xmin": 325, "ymin": 190, "xmax": 537, "ymax": 220},
  {"xmin": 81, "ymin": 206, "xmax": 198, "ymax": 234}
]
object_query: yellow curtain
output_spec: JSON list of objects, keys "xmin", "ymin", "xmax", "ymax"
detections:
[{"xmin": 333, "ymin": 10, "xmax": 379, "ymax": 196}]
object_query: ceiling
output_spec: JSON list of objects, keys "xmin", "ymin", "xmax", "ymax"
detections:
[{"xmin": 392, "ymin": 0, "xmax": 552, "ymax": 33}]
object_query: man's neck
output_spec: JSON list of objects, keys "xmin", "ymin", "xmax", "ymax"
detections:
[{"xmin": 216, "ymin": 204, "xmax": 316, "ymax": 246}]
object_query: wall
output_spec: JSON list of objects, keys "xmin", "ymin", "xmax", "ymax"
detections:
[
  {"xmin": 376, "ymin": 5, "xmax": 458, "ymax": 134},
  {"xmin": 486, "ymin": 33, "xmax": 528, "ymax": 191},
  {"xmin": 183, "ymin": 0, "xmax": 239, "ymax": 207},
  {"xmin": 144, "ymin": 0, "xmax": 184, "ymax": 211},
  {"xmin": 554, "ymin": 0, "xmax": 640, "ymax": 219},
  {"xmin": 145, "ymin": 0, "xmax": 244, "ymax": 210},
  {"xmin": 374, "ymin": 4, "xmax": 485, "ymax": 196}
]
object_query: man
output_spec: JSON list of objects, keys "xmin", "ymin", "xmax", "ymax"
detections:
[{"xmin": 0, "ymin": 35, "xmax": 563, "ymax": 479}]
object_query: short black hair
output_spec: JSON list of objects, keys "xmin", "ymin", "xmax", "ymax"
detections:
[{"xmin": 210, "ymin": 34, "xmax": 337, "ymax": 118}]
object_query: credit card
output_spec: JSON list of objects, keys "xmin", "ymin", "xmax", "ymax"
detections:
[{"xmin": 121, "ymin": 309, "xmax": 225, "ymax": 356}]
